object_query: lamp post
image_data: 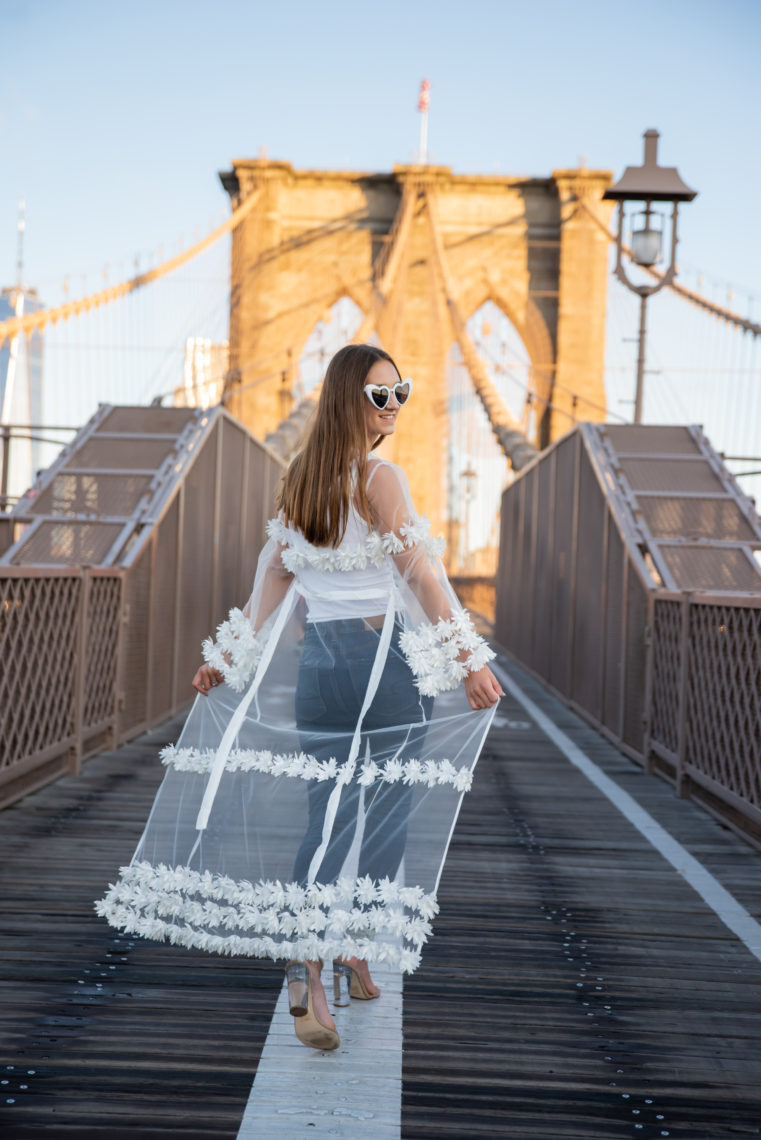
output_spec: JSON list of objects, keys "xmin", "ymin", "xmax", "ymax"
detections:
[{"xmin": 603, "ymin": 130, "xmax": 697, "ymax": 424}]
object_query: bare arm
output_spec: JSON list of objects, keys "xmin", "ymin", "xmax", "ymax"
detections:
[
  {"xmin": 368, "ymin": 462, "xmax": 502, "ymax": 710},
  {"xmin": 246, "ymin": 543, "xmax": 294, "ymax": 630},
  {"xmin": 192, "ymin": 542, "xmax": 294, "ymax": 695}
]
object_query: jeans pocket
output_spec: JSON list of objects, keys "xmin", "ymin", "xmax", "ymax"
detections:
[{"xmin": 295, "ymin": 669, "xmax": 329, "ymax": 725}]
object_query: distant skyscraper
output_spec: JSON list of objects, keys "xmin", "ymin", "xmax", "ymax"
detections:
[
  {"xmin": 175, "ymin": 337, "xmax": 228, "ymax": 408},
  {"xmin": 0, "ymin": 286, "xmax": 45, "ymax": 501}
]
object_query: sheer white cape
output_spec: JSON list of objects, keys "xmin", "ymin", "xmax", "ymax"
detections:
[{"xmin": 96, "ymin": 459, "xmax": 497, "ymax": 973}]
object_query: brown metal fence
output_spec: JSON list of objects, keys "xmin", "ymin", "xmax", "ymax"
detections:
[
  {"xmin": 650, "ymin": 593, "xmax": 761, "ymax": 834},
  {"xmin": 0, "ymin": 408, "xmax": 284, "ymax": 809},
  {"xmin": 495, "ymin": 422, "xmax": 761, "ymax": 846},
  {"xmin": 0, "ymin": 567, "xmax": 122, "ymax": 806}
]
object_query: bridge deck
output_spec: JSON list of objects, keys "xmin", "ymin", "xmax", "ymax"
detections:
[{"xmin": 1, "ymin": 648, "xmax": 760, "ymax": 1139}]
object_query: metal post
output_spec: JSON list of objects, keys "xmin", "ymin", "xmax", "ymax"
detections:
[
  {"xmin": 170, "ymin": 480, "xmax": 186, "ymax": 714},
  {"xmin": 634, "ymin": 292, "xmax": 648, "ymax": 425},
  {"xmin": 0, "ymin": 425, "xmax": 10, "ymax": 511},
  {"xmin": 70, "ymin": 566, "xmax": 91, "ymax": 775},
  {"xmin": 675, "ymin": 595, "xmax": 691, "ymax": 798},
  {"xmin": 642, "ymin": 591, "xmax": 655, "ymax": 773},
  {"xmin": 110, "ymin": 574, "xmax": 125, "ymax": 750}
]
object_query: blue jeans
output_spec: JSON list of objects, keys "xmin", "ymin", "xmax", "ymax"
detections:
[{"xmin": 292, "ymin": 618, "xmax": 433, "ymax": 885}]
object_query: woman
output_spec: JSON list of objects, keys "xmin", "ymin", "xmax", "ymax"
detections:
[{"xmin": 97, "ymin": 343, "xmax": 502, "ymax": 1052}]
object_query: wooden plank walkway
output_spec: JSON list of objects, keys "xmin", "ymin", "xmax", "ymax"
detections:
[{"xmin": 1, "ymin": 646, "xmax": 760, "ymax": 1138}]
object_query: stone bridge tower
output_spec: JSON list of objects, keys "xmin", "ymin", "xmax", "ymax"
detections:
[{"xmin": 220, "ymin": 160, "xmax": 613, "ymax": 534}]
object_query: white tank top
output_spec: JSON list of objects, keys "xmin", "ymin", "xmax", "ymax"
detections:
[{"xmin": 287, "ymin": 506, "xmax": 394, "ymax": 622}]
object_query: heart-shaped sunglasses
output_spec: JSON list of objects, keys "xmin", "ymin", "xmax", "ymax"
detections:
[{"xmin": 363, "ymin": 378, "xmax": 413, "ymax": 410}]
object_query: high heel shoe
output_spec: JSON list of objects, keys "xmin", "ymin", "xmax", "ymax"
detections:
[
  {"xmin": 332, "ymin": 958, "xmax": 381, "ymax": 1005},
  {"xmin": 285, "ymin": 961, "xmax": 340, "ymax": 1051}
]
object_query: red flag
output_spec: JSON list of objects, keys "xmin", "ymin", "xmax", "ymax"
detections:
[{"xmin": 418, "ymin": 79, "xmax": 431, "ymax": 112}]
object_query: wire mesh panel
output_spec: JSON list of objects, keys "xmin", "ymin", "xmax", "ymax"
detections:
[
  {"xmin": 30, "ymin": 472, "xmax": 154, "ymax": 519},
  {"xmin": 619, "ymin": 458, "xmax": 726, "ymax": 494},
  {"xmin": 604, "ymin": 424, "xmax": 702, "ymax": 455},
  {"xmin": 638, "ymin": 496, "xmax": 757, "ymax": 541},
  {"xmin": 650, "ymin": 599, "xmax": 682, "ymax": 758},
  {"xmin": 0, "ymin": 573, "xmax": 79, "ymax": 769},
  {"xmin": 685, "ymin": 601, "xmax": 761, "ymax": 822},
  {"xmin": 10, "ymin": 521, "xmax": 124, "ymax": 566},
  {"xmin": 83, "ymin": 575, "xmax": 122, "ymax": 737},
  {"xmin": 659, "ymin": 546, "xmax": 761, "ymax": 592},
  {"xmin": 66, "ymin": 436, "xmax": 177, "ymax": 471},
  {"xmin": 97, "ymin": 407, "xmax": 198, "ymax": 435}
]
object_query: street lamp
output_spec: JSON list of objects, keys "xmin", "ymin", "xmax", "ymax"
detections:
[{"xmin": 603, "ymin": 129, "xmax": 697, "ymax": 424}]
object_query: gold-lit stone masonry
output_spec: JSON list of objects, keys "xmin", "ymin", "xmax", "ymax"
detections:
[{"xmin": 220, "ymin": 160, "xmax": 613, "ymax": 535}]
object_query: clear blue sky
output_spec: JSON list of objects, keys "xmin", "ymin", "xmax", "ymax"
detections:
[{"xmin": 1, "ymin": 0, "xmax": 760, "ymax": 302}]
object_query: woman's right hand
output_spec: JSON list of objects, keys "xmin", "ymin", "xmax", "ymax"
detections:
[
  {"xmin": 192, "ymin": 664, "xmax": 224, "ymax": 695},
  {"xmin": 464, "ymin": 665, "xmax": 503, "ymax": 710}
]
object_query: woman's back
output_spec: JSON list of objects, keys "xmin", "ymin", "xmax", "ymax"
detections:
[{"xmin": 268, "ymin": 459, "xmax": 396, "ymax": 623}]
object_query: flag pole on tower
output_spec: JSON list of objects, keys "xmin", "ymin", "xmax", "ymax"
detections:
[{"xmin": 418, "ymin": 79, "xmax": 431, "ymax": 164}]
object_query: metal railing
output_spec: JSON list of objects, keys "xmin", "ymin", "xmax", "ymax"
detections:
[
  {"xmin": 0, "ymin": 409, "xmax": 285, "ymax": 809},
  {"xmin": 495, "ymin": 422, "xmax": 761, "ymax": 847},
  {"xmin": 650, "ymin": 592, "xmax": 761, "ymax": 835},
  {"xmin": 0, "ymin": 566, "xmax": 122, "ymax": 806}
]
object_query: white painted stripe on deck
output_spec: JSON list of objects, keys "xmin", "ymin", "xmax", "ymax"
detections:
[
  {"xmin": 493, "ymin": 663, "xmax": 761, "ymax": 962},
  {"xmin": 237, "ymin": 963, "xmax": 402, "ymax": 1138}
]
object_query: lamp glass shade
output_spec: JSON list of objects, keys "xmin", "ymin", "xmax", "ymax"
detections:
[{"xmin": 631, "ymin": 226, "xmax": 662, "ymax": 267}]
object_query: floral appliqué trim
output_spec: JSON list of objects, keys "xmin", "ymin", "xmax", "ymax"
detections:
[
  {"xmin": 399, "ymin": 610, "xmax": 496, "ymax": 698},
  {"xmin": 160, "ymin": 745, "xmax": 474, "ymax": 792},
  {"xmin": 95, "ymin": 862, "xmax": 437, "ymax": 973},
  {"xmin": 201, "ymin": 608, "xmax": 267, "ymax": 693},
  {"xmin": 266, "ymin": 515, "xmax": 446, "ymax": 573}
]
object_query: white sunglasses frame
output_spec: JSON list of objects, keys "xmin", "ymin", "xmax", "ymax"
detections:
[{"xmin": 363, "ymin": 378, "xmax": 413, "ymax": 410}]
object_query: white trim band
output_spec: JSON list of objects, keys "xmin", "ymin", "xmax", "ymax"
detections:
[
  {"xmin": 95, "ymin": 861, "xmax": 438, "ymax": 972},
  {"xmin": 266, "ymin": 515, "xmax": 446, "ymax": 572},
  {"xmin": 160, "ymin": 745, "xmax": 474, "ymax": 792}
]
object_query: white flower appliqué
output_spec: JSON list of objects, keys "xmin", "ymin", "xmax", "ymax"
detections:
[
  {"xmin": 160, "ymin": 745, "xmax": 473, "ymax": 792},
  {"xmin": 95, "ymin": 861, "xmax": 439, "ymax": 973},
  {"xmin": 399, "ymin": 610, "xmax": 496, "ymax": 698},
  {"xmin": 202, "ymin": 608, "xmax": 268, "ymax": 693},
  {"xmin": 266, "ymin": 514, "xmax": 445, "ymax": 573}
]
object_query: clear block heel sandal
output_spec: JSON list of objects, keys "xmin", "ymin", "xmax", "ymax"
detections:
[
  {"xmin": 332, "ymin": 958, "xmax": 381, "ymax": 1003},
  {"xmin": 285, "ymin": 961, "xmax": 340, "ymax": 1051}
]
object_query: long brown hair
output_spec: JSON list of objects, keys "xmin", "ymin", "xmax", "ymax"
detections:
[{"xmin": 277, "ymin": 343, "xmax": 401, "ymax": 547}]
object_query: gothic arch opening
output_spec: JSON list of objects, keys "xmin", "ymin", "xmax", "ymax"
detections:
[
  {"xmin": 447, "ymin": 301, "xmax": 535, "ymax": 575},
  {"xmin": 296, "ymin": 296, "xmax": 364, "ymax": 399}
]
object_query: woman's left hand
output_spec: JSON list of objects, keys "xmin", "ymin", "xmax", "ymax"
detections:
[{"xmin": 464, "ymin": 665, "xmax": 504, "ymax": 710}]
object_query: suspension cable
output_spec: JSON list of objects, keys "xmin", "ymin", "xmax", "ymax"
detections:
[
  {"xmin": 577, "ymin": 197, "xmax": 761, "ymax": 338},
  {"xmin": 0, "ymin": 186, "xmax": 264, "ymax": 347}
]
